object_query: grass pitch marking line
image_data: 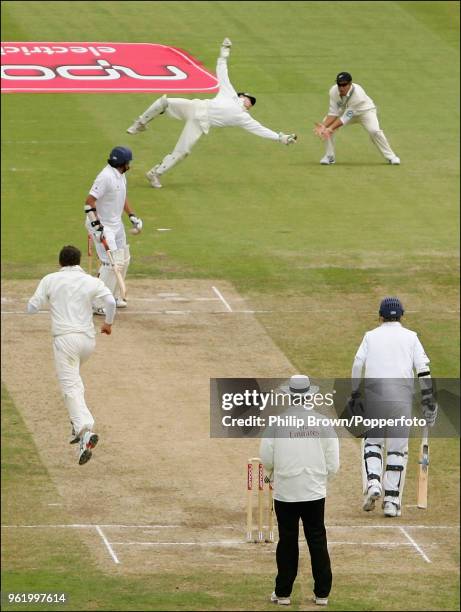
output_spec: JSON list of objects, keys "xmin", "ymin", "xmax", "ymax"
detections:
[
  {"xmin": 95, "ymin": 525, "xmax": 120, "ymax": 565},
  {"xmin": 2, "ymin": 524, "xmax": 459, "ymax": 530},
  {"xmin": 212, "ymin": 286, "xmax": 233, "ymax": 312},
  {"xmin": 399, "ymin": 527, "xmax": 432, "ymax": 564}
]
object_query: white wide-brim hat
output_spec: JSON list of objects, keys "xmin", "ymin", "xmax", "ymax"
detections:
[{"xmin": 279, "ymin": 374, "xmax": 319, "ymax": 396}]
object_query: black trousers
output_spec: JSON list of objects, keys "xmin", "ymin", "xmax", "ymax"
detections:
[{"xmin": 274, "ymin": 497, "xmax": 332, "ymax": 599}]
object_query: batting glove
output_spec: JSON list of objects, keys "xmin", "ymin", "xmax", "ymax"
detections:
[
  {"xmin": 92, "ymin": 220, "xmax": 105, "ymax": 243},
  {"xmin": 347, "ymin": 390, "xmax": 364, "ymax": 415},
  {"xmin": 279, "ymin": 133, "xmax": 297, "ymax": 145},
  {"xmin": 220, "ymin": 38, "xmax": 232, "ymax": 59},
  {"xmin": 129, "ymin": 213, "xmax": 143, "ymax": 235},
  {"xmin": 422, "ymin": 397, "xmax": 438, "ymax": 426}
]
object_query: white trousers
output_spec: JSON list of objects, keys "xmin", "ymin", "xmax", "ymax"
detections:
[
  {"xmin": 154, "ymin": 98, "xmax": 205, "ymax": 175},
  {"xmin": 325, "ymin": 109, "xmax": 396, "ymax": 160},
  {"xmin": 53, "ymin": 333, "xmax": 96, "ymax": 438}
]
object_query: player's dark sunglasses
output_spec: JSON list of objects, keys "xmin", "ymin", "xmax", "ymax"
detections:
[{"xmin": 338, "ymin": 82, "xmax": 350, "ymax": 87}]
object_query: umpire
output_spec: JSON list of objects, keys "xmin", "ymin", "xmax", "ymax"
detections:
[{"xmin": 260, "ymin": 375, "xmax": 339, "ymax": 607}]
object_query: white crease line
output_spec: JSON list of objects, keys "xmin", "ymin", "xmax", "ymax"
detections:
[
  {"xmin": 399, "ymin": 526, "xmax": 432, "ymax": 563},
  {"xmin": 212, "ymin": 286, "xmax": 233, "ymax": 312},
  {"xmin": 2, "ymin": 309, "xmax": 459, "ymax": 316},
  {"xmin": 328, "ymin": 525, "xmax": 459, "ymax": 530},
  {"xmin": 95, "ymin": 525, "xmax": 120, "ymax": 564},
  {"xmin": 2, "ymin": 524, "xmax": 458, "ymax": 530},
  {"xmin": 108, "ymin": 540, "xmax": 432, "ymax": 548},
  {"xmin": 1, "ymin": 524, "xmax": 182, "ymax": 529}
]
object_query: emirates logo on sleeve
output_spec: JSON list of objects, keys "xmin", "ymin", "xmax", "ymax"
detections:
[{"xmin": 1, "ymin": 42, "xmax": 219, "ymax": 93}]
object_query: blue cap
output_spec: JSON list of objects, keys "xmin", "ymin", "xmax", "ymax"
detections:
[
  {"xmin": 108, "ymin": 146, "xmax": 133, "ymax": 166},
  {"xmin": 379, "ymin": 297, "xmax": 404, "ymax": 319}
]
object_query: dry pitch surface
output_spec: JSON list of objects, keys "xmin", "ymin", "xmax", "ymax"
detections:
[{"xmin": 1, "ymin": 280, "xmax": 458, "ymax": 583}]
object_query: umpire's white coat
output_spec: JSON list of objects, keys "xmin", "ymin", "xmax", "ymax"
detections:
[{"xmin": 260, "ymin": 409, "xmax": 339, "ymax": 503}]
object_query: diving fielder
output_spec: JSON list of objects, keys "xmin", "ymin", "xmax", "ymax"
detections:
[
  {"xmin": 85, "ymin": 146, "xmax": 142, "ymax": 312},
  {"xmin": 314, "ymin": 72, "xmax": 400, "ymax": 166},
  {"xmin": 27, "ymin": 245, "xmax": 116, "ymax": 465},
  {"xmin": 351, "ymin": 297, "xmax": 437, "ymax": 517},
  {"xmin": 126, "ymin": 38, "xmax": 297, "ymax": 188}
]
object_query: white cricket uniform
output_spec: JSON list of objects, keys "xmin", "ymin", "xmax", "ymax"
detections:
[
  {"xmin": 27, "ymin": 265, "xmax": 116, "ymax": 438},
  {"xmin": 259, "ymin": 410, "xmax": 339, "ymax": 502},
  {"xmin": 86, "ymin": 164, "xmax": 127, "ymax": 260},
  {"xmin": 145, "ymin": 56, "xmax": 280, "ymax": 176},
  {"xmin": 352, "ymin": 322, "xmax": 431, "ymax": 507},
  {"xmin": 324, "ymin": 82, "xmax": 397, "ymax": 160}
]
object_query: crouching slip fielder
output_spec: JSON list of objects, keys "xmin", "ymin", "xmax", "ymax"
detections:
[
  {"xmin": 351, "ymin": 297, "xmax": 437, "ymax": 517},
  {"xmin": 127, "ymin": 38, "xmax": 297, "ymax": 188},
  {"xmin": 27, "ymin": 245, "xmax": 116, "ymax": 465},
  {"xmin": 314, "ymin": 72, "xmax": 400, "ymax": 165},
  {"xmin": 85, "ymin": 146, "xmax": 142, "ymax": 311}
]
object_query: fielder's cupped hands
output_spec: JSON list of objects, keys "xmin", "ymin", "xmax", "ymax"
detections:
[
  {"xmin": 101, "ymin": 323, "xmax": 112, "ymax": 335},
  {"xmin": 313, "ymin": 123, "xmax": 332, "ymax": 140}
]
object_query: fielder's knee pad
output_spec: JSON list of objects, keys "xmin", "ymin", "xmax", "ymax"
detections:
[{"xmin": 362, "ymin": 442, "xmax": 383, "ymax": 493}]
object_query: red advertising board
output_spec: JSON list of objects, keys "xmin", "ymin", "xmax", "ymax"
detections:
[{"xmin": 1, "ymin": 42, "xmax": 219, "ymax": 93}]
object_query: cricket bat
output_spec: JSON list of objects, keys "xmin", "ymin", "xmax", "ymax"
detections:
[{"xmin": 416, "ymin": 426, "xmax": 429, "ymax": 509}]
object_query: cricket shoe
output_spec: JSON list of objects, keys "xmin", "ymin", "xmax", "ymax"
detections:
[
  {"xmin": 383, "ymin": 501, "xmax": 401, "ymax": 517},
  {"xmin": 270, "ymin": 592, "xmax": 291, "ymax": 606},
  {"xmin": 115, "ymin": 298, "xmax": 128, "ymax": 308},
  {"xmin": 92, "ymin": 306, "xmax": 106, "ymax": 316},
  {"xmin": 388, "ymin": 156, "xmax": 401, "ymax": 165},
  {"xmin": 320, "ymin": 155, "xmax": 335, "ymax": 165},
  {"xmin": 78, "ymin": 431, "xmax": 99, "ymax": 466},
  {"xmin": 362, "ymin": 484, "xmax": 382, "ymax": 512},
  {"xmin": 312, "ymin": 595, "xmax": 329, "ymax": 606},
  {"xmin": 127, "ymin": 117, "xmax": 147, "ymax": 134},
  {"xmin": 146, "ymin": 167, "xmax": 163, "ymax": 188}
]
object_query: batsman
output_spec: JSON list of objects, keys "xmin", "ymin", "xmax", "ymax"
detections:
[
  {"xmin": 350, "ymin": 297, "xmax": 437, "ymax": 518},
  {"xmin": 84, "ymin": 146, "xmax": 143, "ymax": 313}
]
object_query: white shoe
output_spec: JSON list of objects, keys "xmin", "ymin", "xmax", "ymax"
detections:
[
  {"xmin": 127, "ymin": 118, "xmax": 147, "ymax": 134},
  {"xmin": 92, "ymin": 306, "xmax": 106, "ymax": 316},
  {"xmin": 362, "ymin": 484, "xmax": 382, "ymax": 512},
  {"xmin": 383, "ymin": 501, "xmax": 401, "ymax": 517},
  {"xmin": 115, "ymin": 298, "xmax": 127, "ymax": 308},
  {"xmin": 388, "ymin": 156, "xmax": 400, "ymax": 165},
  {"xmin": 146, "ymin": 167, "xmax": 162, "ymax": 188},
  {"xmin": 320, "ymin": 155, "xmax": 335, "ymax": 165},
  {"xmin": 271, "ymin": 592, "xmax": 291, "ymax": 606},
  {"xmin": 78, "ymin": 431, "xmax": 99, "ymax": 465},
  {"xmin": 313, "ymin": 595, "xmax": 329, "ymax": 606}
]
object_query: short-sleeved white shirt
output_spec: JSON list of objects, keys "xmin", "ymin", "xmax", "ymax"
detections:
[
  {"xmin": 328, "ymin": 83, "xmax": 376, "ymax": 122},
  {"xmin": 354, "ymin": 322, "xmax": 430, "ymax": 378},
  {"xmin": 28, "ymin": 266, "xmax": 112, "ymax": 337},
  {"xmin": 89, "ymin": 164, "xmax": 126, "ymax": 225}
]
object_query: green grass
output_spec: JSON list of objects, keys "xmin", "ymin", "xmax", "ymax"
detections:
[
  {"xmin": 2, "ymin": 386, "xmax": 459, "ymax": 611},
  {"xmin": 1, "ymin": 1, "xmax": 460, "ymax": 610}
]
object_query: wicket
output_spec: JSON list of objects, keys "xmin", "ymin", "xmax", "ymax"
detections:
[{"xmin": 246, "ymin": 457, "xmax": 275, "ymax": 543}]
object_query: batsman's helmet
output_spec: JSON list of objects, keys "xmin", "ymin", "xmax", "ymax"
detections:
[
  {"xmin": 237, "ymin": 92, "xmax": 256, "ymax": 106},
  {"xmin": 336, "ymin": 72, "xmax": 352, "ymax": 85},
  {"xmin": 379, "ymin": 297, "xmax": 404, "ymax": 320},
  {"xmin": 108, "ymin": 146, "xmax": 133, "ymax": 167}
]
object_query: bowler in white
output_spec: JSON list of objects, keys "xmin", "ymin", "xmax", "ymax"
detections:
[{"xmin": 27, "ymin": 245, "xmax": 116, "ymax": 465}]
